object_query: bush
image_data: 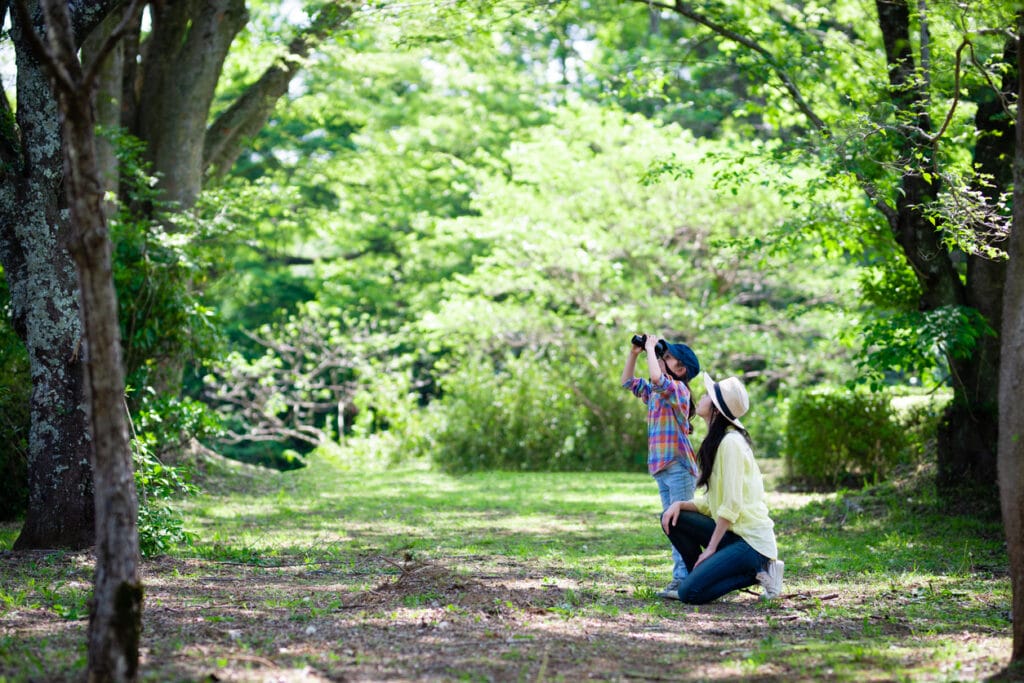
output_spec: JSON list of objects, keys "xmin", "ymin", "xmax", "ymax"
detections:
[
  {"xmin": 130, "ymin": 394, "xmax": 217, "ymax": 554},
  {"xmin": 427, "ymin": 347, "xmax": 648, "ymax": 473},
  {"xmin": 744, "ymin": 386, "xmax": 788, "ymax": 460},
  {"xmin": 892, "ymin": 391, "xmax": 949, "ymax": 461},
  {"xmin": 785, "ymin": 388, "xmax": 909, "ymax": 489},
  {"xmin": 133, "ymin": 438, "xmax": 197, "ymax": 556}
]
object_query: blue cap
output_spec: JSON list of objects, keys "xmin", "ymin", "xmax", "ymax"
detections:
[{"xmin": 664, "ymin": 342, "xmax": 700, "ymax": 381}]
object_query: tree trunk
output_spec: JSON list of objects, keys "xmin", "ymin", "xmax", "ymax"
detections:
[
  {"xmin": 119, "ymin": 0, "xmax": 348, "ymax": 397},
  {"xmin": 132, "ymin": 0, "xmax": 249, "ymax": 210},
  {"xmin": 1, "ymin": 5, "xmax": 94, "ymax": 550},
  {"xmin": 874, "ymin": 0, "xmax": 1001, "ymax": 498},
  {"xmin": 999, "ymin": 12, "xmax": 1024, "ymax": 666},
  {"xmin": 82, "ymin": 9, "xmax": 124, "ymax": 220},
  {"xmin": 35, "ymin": 0, "xmax": 144, "ymax": 677},
  {"xmin": 939, "ymin": 35, "xmax": 1018, "ymax": 499}
]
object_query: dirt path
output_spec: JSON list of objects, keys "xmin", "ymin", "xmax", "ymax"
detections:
[{"xmin": 0, "ymin": 547, "xmax": 1010, "ymax": 682}]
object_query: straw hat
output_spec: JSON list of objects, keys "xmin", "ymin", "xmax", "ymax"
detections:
[{"xmin": 703, "ymin": 373, "xmax": 749, "ymax": 429}]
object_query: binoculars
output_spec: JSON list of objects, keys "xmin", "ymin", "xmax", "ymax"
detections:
[{"xmin": 631, "ymin": 334, "xmax": 667, "ymax": 357}]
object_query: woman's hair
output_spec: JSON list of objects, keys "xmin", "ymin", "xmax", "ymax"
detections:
[{"xmin": 696, "ymin": 406, "xmax": 752, "ymax": 490}]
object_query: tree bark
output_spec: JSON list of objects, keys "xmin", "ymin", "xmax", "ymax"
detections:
[
  {"xmin": 999, "ymin": 12, "xmax": 1024, "ymax": 666},
  {"xmin": 942, "ymin": 34, "xmax": 1018, "ymax": 500},
  {"xmin": 2, "ymin": 2, "xmax": 95, "ymax": 550},
  {"xmin": 132, "ymin": 0, "xmax": 249, "ymax": 209},
  {"xmin": 33, "ymin": 0, "xmax": 144, "ymax": 677}
]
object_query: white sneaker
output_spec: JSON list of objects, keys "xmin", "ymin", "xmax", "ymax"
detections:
[{"xmin": 756, "ymin": 560, "xmax": 784, "ymax": 600}]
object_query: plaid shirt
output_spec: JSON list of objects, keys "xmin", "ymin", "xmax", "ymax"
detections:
[{"xmin": 623, "ymin": 374, "xmax": 697, "ymax": 476}]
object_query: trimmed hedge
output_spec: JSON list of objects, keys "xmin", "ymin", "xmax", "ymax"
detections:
[{"xmin": 784, "ymin": 388, "xmax": 908, "ymax": 489}]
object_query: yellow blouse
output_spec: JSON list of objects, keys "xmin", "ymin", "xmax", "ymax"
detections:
[{"xmin": 693, "ymin": 429, "xmax": 778, "ymax": 560}]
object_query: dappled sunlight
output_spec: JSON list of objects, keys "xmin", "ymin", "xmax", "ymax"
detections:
[{"xmin": 2, "ymin": 462, "xmax": 1012, "ymax": 681}]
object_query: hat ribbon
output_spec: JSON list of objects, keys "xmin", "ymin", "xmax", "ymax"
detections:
[{"xmin": 713, "ymin": 382, "xmax": 738, "ymax": 423}]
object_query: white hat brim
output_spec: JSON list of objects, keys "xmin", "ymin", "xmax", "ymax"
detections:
[{"xmin": 703, "ymin": 372, "xmax": 744, "ymax": 429}]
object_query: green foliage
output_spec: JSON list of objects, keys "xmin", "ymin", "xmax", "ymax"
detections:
[
  {"xmin": 784, "ymin": 388, "xmax": 910, "ymax": 489},
  {"xmin": 132, "ymin": 437, "xmax": 197, "ymax": 557},
  {"xmin": 105, "ymin": 127, "xmax": 224, "ymax": 394},
  {"xmin": 427, "ymin": 344, "xmax": 647, "ymax": 473},
  {"xmin": 856, "ymin": 306, "xmax": 996, "ymax": 390},
  {"xmin": 0, "ymin": 272, "xmax": 29, "ymax": 521},
  {"xmin": 129, "ymin": 397, "xmax": 213, "ymax": 555}
]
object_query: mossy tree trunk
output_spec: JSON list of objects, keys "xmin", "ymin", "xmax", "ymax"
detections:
[{"xmin": 0, "ymin": 0, "xmax": 117, "ymax": 551}]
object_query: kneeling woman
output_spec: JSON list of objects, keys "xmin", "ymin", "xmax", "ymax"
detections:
[{"xmin": 660, "ymin": 373, "xmax": 783, "ymax": 603}]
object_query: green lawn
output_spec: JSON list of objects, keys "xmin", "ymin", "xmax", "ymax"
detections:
[{"xmin": 0, "ymin": 452, "xmax": 1014, "ymax": 681}]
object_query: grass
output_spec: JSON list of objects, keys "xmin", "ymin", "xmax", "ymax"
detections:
[{"xmin": 0, "ymin": 452, "xmax": 1014, "ymax": 682}]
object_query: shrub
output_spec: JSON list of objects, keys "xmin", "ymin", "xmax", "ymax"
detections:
[
  {"xmin": 427, "ymin": 347, "xmax": 647, "ymax": 473},
  {"xmin": 130, "ymin": 394, "xmax": 215, "ymax": 554},
  {"xmin": 785, "ymin": 388, "xmax": 908, "ymax": 489},
  {"xmin": 133, "ymin": 437, "xmax": 197, "ymax": 556},
  {"xmin": 892, "ymin": 391, "xmax": 949, "ymax": 462}
]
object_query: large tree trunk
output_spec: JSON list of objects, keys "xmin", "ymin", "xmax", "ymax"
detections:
[
  {"xmin": 1, "ymin": 4, "xmax": 94, "ymax": 550},
  {"xmin": 122, "ymin": 0, "xmax": 247, "ymax": 397},
  {"xmin": 998, "ymin": 13, "xmax": 1024, "ymax": 667},
  {"xmin": 132, "ymin": 0, "xmax": 249, "ymax": 210},
  {"xmin": 119, "ymin": 0, "xmax": 348, "ymax": 397}
]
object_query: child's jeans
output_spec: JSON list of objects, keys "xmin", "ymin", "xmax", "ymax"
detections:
[
  {"xmin": 663, "ymin": 509, "xmax": 766, "ymax": 603},
  {"xmin": 654, "ymin": 461, "xmax": 695, "ymax": 583}
]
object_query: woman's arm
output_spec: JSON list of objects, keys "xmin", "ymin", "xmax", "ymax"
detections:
[
  {"xmin": 694, "ymin": 517, "xmax": 732, "ymax": 567},
  {"xmin": 661, "ymin": 499, "xmax": 698, "ymax": 533}
]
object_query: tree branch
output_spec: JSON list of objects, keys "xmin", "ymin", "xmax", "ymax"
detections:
[
  {"xmin": 12, "ymin": 0, "xmax": 77, "ymax": 93},
  {"xmin": 925, "ymin": 38, "xmax": 967, "ymax": 145},
  {"xmin": 203, "ymin": 1, "xmax": 355, "ymax": 179},
  {"xmin": 81, "ymin": 0, "xmax": 145, "ymax": 93},
  {"xmin": 637, "ymin": 0, "xmax": 828, "ymax": 133}
]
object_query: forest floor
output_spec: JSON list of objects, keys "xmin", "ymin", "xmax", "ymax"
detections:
[{"xmin": 0, "ymin": 450, "xmax": 1018, "ymax": 682}]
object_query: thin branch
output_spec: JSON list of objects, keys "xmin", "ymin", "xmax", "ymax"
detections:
[
  {"xmin": 925, "ymin": 38, "xmax": 968, "ymax": 145},
  {"xmin": 82, "ymin": 0, "xmax": 146, "ymax": 93},
  {"xmin": 638, "ymin": 0, "xmax": 828, "ymax": 132},
  {"xmin": 969, "ymin": 39, "xmax": 1015, "ymax": 120},
  {"xmin": 12, "ymin": 0, "xmax": 77, "ymax": 93}
]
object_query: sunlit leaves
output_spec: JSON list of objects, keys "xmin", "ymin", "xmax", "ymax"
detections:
[{"xmin": 856, "ymin": 305, "xmax": 996, "ymax": 390}]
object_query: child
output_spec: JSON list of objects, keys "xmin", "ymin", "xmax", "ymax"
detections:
[
  {"xmin": 621, "ymin": 333, "xmax": 700, "ymax": 599},
  {"xmin": 660, "ymin": 373, "xmax": 784, "ymax": 603}
]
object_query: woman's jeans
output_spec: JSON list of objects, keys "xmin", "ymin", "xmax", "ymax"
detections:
[
  {"xmin": 654, "ymin": 461, "xmax": 695, "ymax": 583},
  {"xmin": 663, "ymin": 510, "xmax": 766, "ymax": 604}
]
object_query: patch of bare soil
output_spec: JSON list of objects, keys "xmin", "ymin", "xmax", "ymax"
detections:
[{"xmin": 0, "ymin": 550, "xmax": 1012, "ymax": 682}]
